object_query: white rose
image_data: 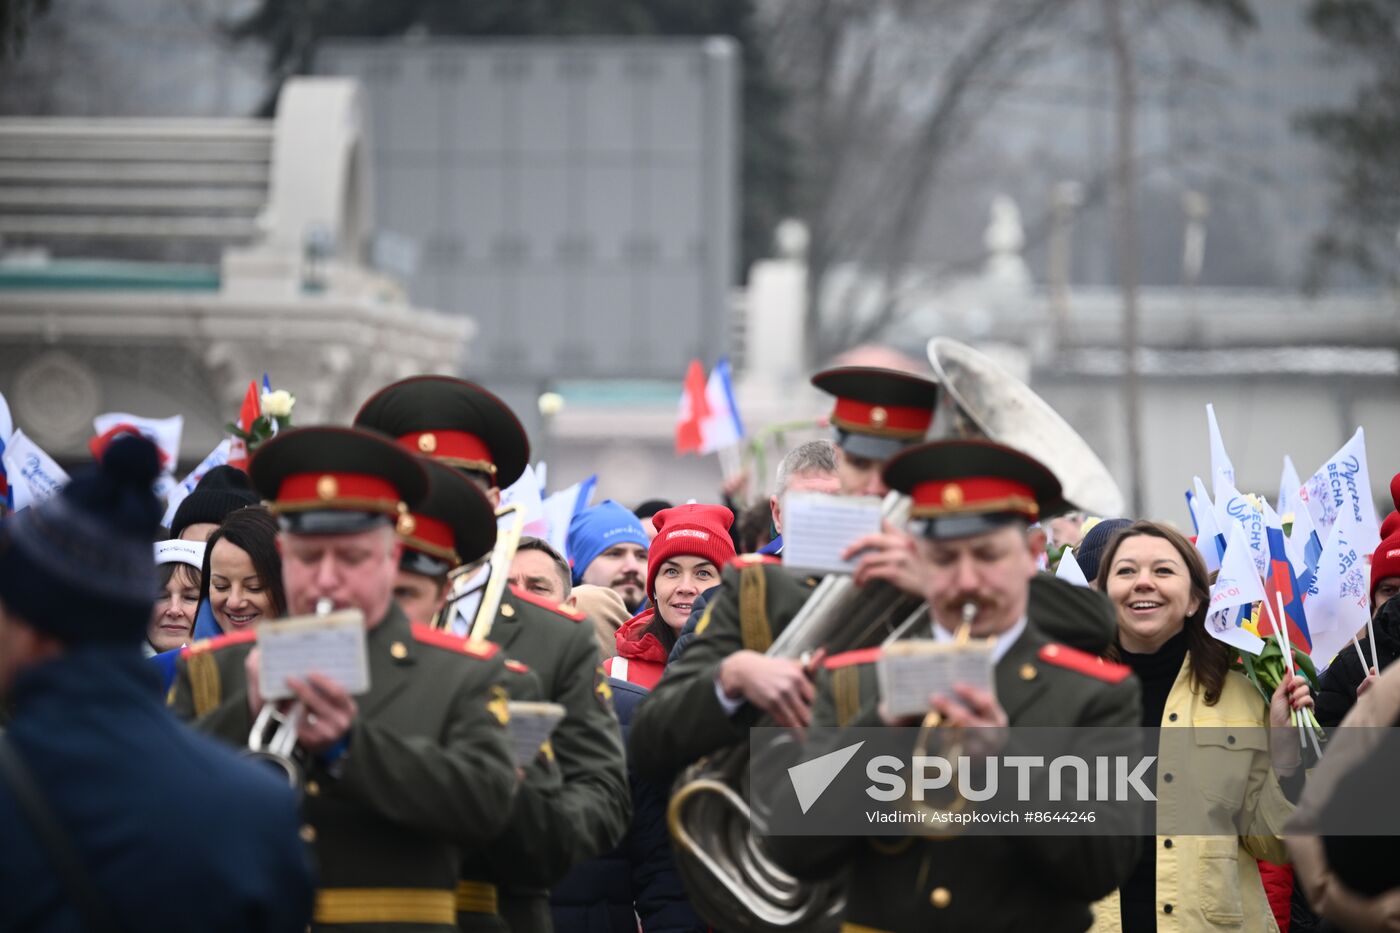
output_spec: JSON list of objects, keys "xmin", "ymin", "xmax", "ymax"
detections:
[{"xmin": 261, "ymin": 390, "xmax": 295, "ymax": 418}]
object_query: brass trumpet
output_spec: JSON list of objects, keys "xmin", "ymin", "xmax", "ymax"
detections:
[
  {"xmin": 243, "ymin": 597, "xmax": 336, "ymax": 795},
  {"xmin": 434, "ymin": 503, "xmax": 526, "ymax": 640}
]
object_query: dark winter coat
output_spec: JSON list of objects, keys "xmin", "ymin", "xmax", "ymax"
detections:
[{"xmin": 551, "ymin": 678, "xmax": 706, "ymax": 933}]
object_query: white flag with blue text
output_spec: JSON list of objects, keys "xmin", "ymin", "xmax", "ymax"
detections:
[
  {"xmin": 1299, "ymin": 428, "xmax": 1380, "ymax": 555},
  {"xmin": 2, "ymin": 430, "xmax": 70, "ymax": 511},
  {"xmin": 1205, "ymin": 522, "xmax": 1267, "ymax": 655}
]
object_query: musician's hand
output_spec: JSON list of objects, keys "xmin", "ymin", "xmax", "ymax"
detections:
[
  {"xmin": 845, "ymin": 521, "xmax": 929, "ymax": 599},
  {"xmin": 719, "ymin": 651, "xmax": 814, "ymax": 728},
  {"xmin": 930, "ymin": 684, "xmax": 1008, "ymax": 757},
  {"xmin": 288, "ymin": 674, "xmax": 358, "ymax": 753},
  {"xmin": 245, "ymin": 648, "xmax": 264, "ymax": 718}
]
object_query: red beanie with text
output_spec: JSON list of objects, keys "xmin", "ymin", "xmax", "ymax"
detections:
[{"xmin": 646, "ymin": 504, "xmax": 736, "ymax": 599}]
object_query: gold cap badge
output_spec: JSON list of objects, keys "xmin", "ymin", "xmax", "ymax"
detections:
[
  {"xmin": 870, "ymin": 406, "xmax": 888, "ymax": 427},
  {"xmin": 941, "ymin": 483, "xmax": 964, "ymax": 507},
  {"xmin": 418, "ymin": 432, "xmax": 437, "ymax": 453},
  {"xmin": 316, "ymin": 475, "xmax": 338, "ymax": 500}
]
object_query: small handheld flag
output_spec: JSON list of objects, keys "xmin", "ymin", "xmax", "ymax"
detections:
[
  {"xmin": 1206, "ymin": 403, "xmax": 1235, "ymax": 502},
  {"xmin": 1205, "ymin": 522, "xmax": 1267, "ymax": 655},
  {"xmin": 675, "ymin": 359, "xmax": 712, "ymax": 455},
  {"xmin": 226, "ymin": 381, "xmax": 262, "ymax": 471}
]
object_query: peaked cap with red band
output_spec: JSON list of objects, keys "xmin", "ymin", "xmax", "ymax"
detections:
[
  {"xmin": 399, "ymin": 458, "xmax": 497, "ymax": 578},
  {"xmin": 810, "ymin": 366, "xmax": 940, "ymax": 462},
  {"xmin": 249, "ymin": 426, "xmax": 427, "ymax": 536},
  {"xmin": 354, "ymin": 375, "xmax": 530, "ymax": 488},
  {"xmin": 883, "ymin": 438, "xmax": 1062, "ymax": 541}
]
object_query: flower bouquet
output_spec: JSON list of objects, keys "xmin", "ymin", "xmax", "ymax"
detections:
[
  {"xmin": 226, "ymin": 389, "xmax": 295, "ymax": 456},
  {"xmin": 1233, "ymin": 632, "xmax": 1325, "ymax": 750}
]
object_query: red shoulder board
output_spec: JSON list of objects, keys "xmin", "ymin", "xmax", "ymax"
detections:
[
  {"xmin": 729, "ymin": 553, "xmax": 780, "ymax": 569},
  {"xmin": 180, "ymin": 628, "xmax": 257, "ymax": 658},
  {"xmin": 504, "ymin": 659, "xmax": 531, "ymax": 674},
  {"xmin": 824, "ymin": 647, "xmax": 883, "ymax": 671},
  {"xmin": 411, "ymin": 623, "xmax": 501, "ymax": 660},
  {"xmin": 1037, "ymin": 644, "xmax": 1132, "ymax": 684},
  {"xmin": 507, "ymin": 585, "xmax": 586, "ymax": 622}
]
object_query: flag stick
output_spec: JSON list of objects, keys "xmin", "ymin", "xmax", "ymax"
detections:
[
  {"xmin": 1353, "ymin": 635, "xmax": 1370, "ymax": 673},
  {"xmin": 716, "ymin": 443, "xmax": 742, "ymax": 484},
  {"xmin": 1268, "ymin": 592, "xmax": 1306, "ymax": 749},
  {"xmin": 1366, "ymin": 613, "xmax": 1382, "ymax": 675}
]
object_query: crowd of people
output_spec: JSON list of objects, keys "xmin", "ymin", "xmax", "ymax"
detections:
[{"xmin": 0, "ymin": 361, "xmax": 1396, "ymax": 933}]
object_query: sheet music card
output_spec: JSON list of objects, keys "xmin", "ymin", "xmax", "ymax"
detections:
[
  {"xmin": 877, "ymin": 638, "xmax": 997, "ymax": 719},
  {"xmin": 507, "ymin": 701, "xmax": 567, "ymax": 767},
  {"xmin": 781, "ymin": 493, "xmax": 883, "ymax": 573},
  {"xmin": 258, "ymin": 609, "xmax": 370, "ymax": 701}
]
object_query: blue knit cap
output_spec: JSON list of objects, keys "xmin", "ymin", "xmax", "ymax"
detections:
[
  {"xmin": 0, "ymin": 436, "xmax": 162, "ymax": 641},
  {"xmin": 567, "ymin": 500, "xmax": 649, "ymax": 585}
]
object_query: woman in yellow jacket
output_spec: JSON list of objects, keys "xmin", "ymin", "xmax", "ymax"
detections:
[{"xmin": 1090, "ymin": 520, "xmax": 1313, "ymax": 933}]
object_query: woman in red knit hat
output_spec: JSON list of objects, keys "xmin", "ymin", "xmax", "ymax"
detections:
[{"xmin": 604, "ymin": 504, "xmax": 735, "ymax": 689}]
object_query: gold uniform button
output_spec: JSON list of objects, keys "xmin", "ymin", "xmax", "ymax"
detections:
[
  {"xmin": 299, "ymin": 825, "xmax": 317, "ymax": 844},
  {"xmin": 1019, "ymin": 663, "xmax": 1037, "ymax": 681},
  {"xmin": 390, "ymin": 641, "xmax": 408, "ymax": 660},
  {"xmin": 931, "ymin": 887, "xmax": 952, "ymax": 909},
  {"xmin": 305, "ymin": 780, "xmax": 320, "ymax": 797},
  {"xmin": 500, "ymin": 604, "xmax": 515, "ymax": 618}
]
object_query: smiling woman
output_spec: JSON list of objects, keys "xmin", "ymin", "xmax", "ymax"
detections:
[
  {"xmin": 199, "ymin": 507, "xmax": 286, "ymax": 634},
  {"xmin": 1090, "ymin": 520, "xmax": 1313, "ymax": 933},
  {"xmin": 604, "ymin": 504, "xmax": 736, "ymax": 689}
]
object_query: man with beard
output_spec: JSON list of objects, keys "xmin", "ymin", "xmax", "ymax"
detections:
[{"xmin": 568, "ymin": 501, "xmax": 650, "ymax": 615}]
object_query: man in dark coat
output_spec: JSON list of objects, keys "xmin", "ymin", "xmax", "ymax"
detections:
[{"xmin": 0, "ymin": 435, "xmax": 314, "ymax": 932}]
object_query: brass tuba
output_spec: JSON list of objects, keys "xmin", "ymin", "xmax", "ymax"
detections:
[
  {"xmin": 667, "ymin": 493, "xmax": 928, "ymax": 933},
  {"xmin": 926, "ymin": 337, "xmax": 1124, "ymax": 516},
  {"xmin": 666, "ymin": 340, "xmax": 1123, "ymax": 932}
]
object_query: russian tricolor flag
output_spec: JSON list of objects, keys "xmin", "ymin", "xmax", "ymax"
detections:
[
  {"xmin": 1260, "ymin": 524, "xmax": 1312, "ymax": 653},
  {"xmin": 676, "ymin": 357, "xmax": 745, "ymax": 456}
]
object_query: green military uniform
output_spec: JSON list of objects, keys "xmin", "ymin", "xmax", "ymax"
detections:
[
  {"xmin": 355, "ymin": 376, "xmax": 629, "ymax": 932},
  {"xmin": 169, "ymin": 425, "xmax": 521, "ymax": 932},
  {"xmin": 764, "ymin": 437, "xmax": 1142, "ymax": 932},
  {"xmin": 172, "ymin": 602, "xmax": 518, "ymax": 931},
  {"xmin": 816, "ymin": 573, "xmax": 1118, "ymax": 728},
  {"xmin": 631, "ymin": 366, "xmax": 942, "ymax": 783},
  {"xmin": 770, "ymin": 624, "xmax": 1142, "ymax": 933},
  {"xmin": 628, "ymin": 560, "xmax": 1113, "ymax": 781}
]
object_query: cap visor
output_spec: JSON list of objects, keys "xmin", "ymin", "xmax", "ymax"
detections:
[
  {"xmin": 836, "ymin": 430, "xmax": 914, "ymax": 462},
  {"xmin": 279, "ymin": 511, "xmax": 393, "ymax": 536}
]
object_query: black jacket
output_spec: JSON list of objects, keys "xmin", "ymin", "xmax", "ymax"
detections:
[
  {"xmin": 551, "ymin": 678, "xmax": 706, "ymax": 933},
  {"xmin": 1315, "ymin": 597, "xmax": 1400, "ymax": 727}
]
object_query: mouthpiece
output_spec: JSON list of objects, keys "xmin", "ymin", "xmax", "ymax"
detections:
[
  {"xmin": 316, "ymin": 598, "xmax": 334, "ymax": 616},
  {"xmin": 961, "ymin": 601, "xmax": 978, "ymax": 626}
]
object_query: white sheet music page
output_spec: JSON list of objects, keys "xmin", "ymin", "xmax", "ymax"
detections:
[
  {"xmin": 781, "ymin": 493, "xmax": 883, "ymax": 573},
  {"xmin": 258, "ymin": 609, "xmax": 370, "ymax": 701},
  {"xmin": 877, "ymin": 639, "xmax": 997, "ymax": 719},
  {"xmin": 506, "ymin": 701, "xmax": 567, "ymax": 767}
]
